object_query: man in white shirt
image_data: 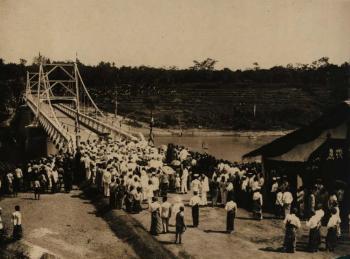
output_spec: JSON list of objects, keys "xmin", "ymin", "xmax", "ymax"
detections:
[
  {"xmin": 161, "ymin": 196, "xmax": 172, "ymax": 233},
  {"xmin": 102, "ymin": 169, "xmax": 112, "ymax": 197},
  {"xmin": 12, "ymin": 205, "xmax": 22, "ymax": 240},
  {"xmin": 282, "ymin": 190, "xmax": 293, "ymax": 217},
  {"xmin": 181, "ymin": 167, "xmax": 189, "ymax": 194},
  {"xmin": 189, "ymin": 191, "xmax": 201, "ymax": 227},
  {"xmin": 191, "ymin": 175, "xmax": 201, "ymax": 194}
]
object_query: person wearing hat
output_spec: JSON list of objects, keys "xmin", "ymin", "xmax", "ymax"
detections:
[{"xmin": 189, "ymin": 191, "xmax": 201, "ymax": 227}]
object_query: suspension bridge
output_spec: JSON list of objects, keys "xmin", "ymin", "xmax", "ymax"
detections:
[{"xmin": 24, "ymin": 62, "xmax": 139, "ymax": 154}]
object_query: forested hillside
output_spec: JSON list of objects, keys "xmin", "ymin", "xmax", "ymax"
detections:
[{"xmin": 0, "ymin": 57, "xmax": 348, "ymax": 130}]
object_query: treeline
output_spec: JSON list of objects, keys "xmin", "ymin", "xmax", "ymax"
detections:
[{"xmin": 0, "ymin": 57, "xmax": 349, "ymax": 129}]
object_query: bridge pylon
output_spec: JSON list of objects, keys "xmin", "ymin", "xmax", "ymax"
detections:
[{"xmin": 25, "ymin": 61, "xmax": 138, "ymax": 154}]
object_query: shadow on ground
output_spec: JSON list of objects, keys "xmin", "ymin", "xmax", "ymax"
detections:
[{"xmin": 73, "ymin": 185, "xmax": 177, "ymax": 259}]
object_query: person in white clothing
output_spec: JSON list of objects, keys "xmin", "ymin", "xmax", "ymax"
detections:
[
  {"xmin": 160, "ymin": 196, "xmax": 172, "ymax": 233},
  {"xmin": 282, "ymin": 190, "xmax": 293, "ymax": 217},
  {"xmin": 102, "ymin": 169, "xmax": 112, "ymax": 197},
  {"xmin": 189, "ymin": 191, "xmax": 201, "ymax": 227},
  {"xmin": 12, "ymin": 205, "xmax": 22, "ymax": 240},
  {"xmin": 326, "ymin": 207, "xmax": 341, "ymax": 251},
  {"xmin": 200, "ymin": 174, "xmax": 209, "ymax": 206},
  {"xmin": 191, "ymin": 175, "xmax": 201, "ymax": 194},
  {"xmin": 283, "ymin": 208, "xmax": 301, "ymax": 253},
  {"xmin": 225, "ymin": 198, "xmax": 237, "ymax": 233},
  {"xmin": 181, "ymin": 167, "xmax": 189, "ymax": 194}
]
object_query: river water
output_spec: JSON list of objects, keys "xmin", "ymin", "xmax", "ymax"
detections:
[{"xmin": 154, "ymin": 135, "xmax": 279, "ymax": 162}]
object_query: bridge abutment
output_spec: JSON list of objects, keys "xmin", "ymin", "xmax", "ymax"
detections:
[{"xmin": 18, "ymin": 105, "xmax": 58, "ymax": 160}]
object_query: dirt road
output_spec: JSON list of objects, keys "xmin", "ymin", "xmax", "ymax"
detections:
[
  {"xmin": 0, "ymin": 191, "xmax": 138, "ymax": 259},
  {"xmin": 131, "ymin": 192, "xmax": 350, "ymax": 259}
]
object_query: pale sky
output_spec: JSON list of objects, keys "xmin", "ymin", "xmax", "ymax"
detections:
[{"xmin": 0, "ymin": 0, "xmax": 350, "ymax": 69}]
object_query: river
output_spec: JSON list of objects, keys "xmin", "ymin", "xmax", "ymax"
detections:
[{"xmin": 154, "ymin": 135, "xmax": 279, "ymax": 162}]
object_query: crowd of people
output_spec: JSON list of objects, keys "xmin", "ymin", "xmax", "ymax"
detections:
[{"xmin": 0, "ymin": 135, "xmax": 348, "ymax": 253}]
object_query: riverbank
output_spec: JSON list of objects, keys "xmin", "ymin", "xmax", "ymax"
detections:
[{"xmin": 103, "ymin": 113, "xmax": 292, "ymax": 138}]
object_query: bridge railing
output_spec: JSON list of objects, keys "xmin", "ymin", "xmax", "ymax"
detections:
[
  {"xmin": 26, "ymin": 95, "xmax": 75, "ymax": 153},
  {"xmin": 54, "ymin": 103, "xmax": 138, "ymax": 141}
]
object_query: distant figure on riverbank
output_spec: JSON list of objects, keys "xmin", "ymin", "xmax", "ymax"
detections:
[{"xmin": 12, "ymin": 205, "xmax": 22, "ymax": 240}]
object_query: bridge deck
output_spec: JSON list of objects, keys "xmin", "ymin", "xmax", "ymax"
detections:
[{"xmin": 27, "ymin": 95, "xmax": 99, "ymax": 145}]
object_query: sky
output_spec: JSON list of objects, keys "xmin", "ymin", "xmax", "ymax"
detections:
[{"xmin": 0, "ymin": 0, "xmax": 350, "ymax": 69}]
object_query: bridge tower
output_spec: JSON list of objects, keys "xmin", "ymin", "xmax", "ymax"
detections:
[
  {"xmin": 25, "ymin": 62, "xmax": 104, "ymax": 153},
  {"xmin": 25, "ymin": 61, "xmax": 137, "ymax": 154}
]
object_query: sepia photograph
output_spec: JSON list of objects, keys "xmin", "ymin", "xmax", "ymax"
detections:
[{"xmin": 0, "ymin": 0, "xmax": 350, "ymax": 258}]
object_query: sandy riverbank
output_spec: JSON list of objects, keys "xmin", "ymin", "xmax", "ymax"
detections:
[{"xmin": 103, "ymin": 113, "xmax": 292, "ymax": 138}]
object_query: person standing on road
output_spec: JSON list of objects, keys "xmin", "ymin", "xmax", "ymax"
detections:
[
  {"xmin": 306, "ymin": 210, "xmax": 322, "ymax": 253},
  {"xmin": 326, "ymin": 207, "xmax": 341, "ymax": 252},
  {"xmin": 210, "ymin": 176, "xmax": 220, "ymax": 207},
  {"xmin": 283, "ymin": 208, "xmax": 301, "ymax": 253},
  {"xmin": 191, "ymin": 175, "xmax": 201, "ymax": 195},
  {"xmin": 149, "ymin": 197, "xmax": 162, "ymax": 236},
  {"xmin": 6, "ymin": 171, "xmax": 14, "ymax": 196},
  {"xmin": 282, "ymin": 189, "xmax": 293, "ymax": 218},
  {"xmin": 14, "ymin": 167, "xmax": 23, "ymax": 194},
  {"xmin": 102, "ymin": 167, "xmax": 112, "ymax": 197},
  {"xmin": 189, "ymin": 191, "xmax": 201, "ymax": 227},
  {"xmin": 34, "ymin": 179, "xmax": 41, "ymax": 200},
  {"xmin": 225, "ymin": 198, "xmax": 237, "ymax": 233},
  {"xmin": 12, "ymin": 205, "xmax": 22, "ymax": 240},
  {"xmin": 175, "ymin": 206, "xmax": 186, "ymax": 244},
  {"xmin": 160, "ymin": 196, "xmax": 172, "ymax": 233},
  {"xmin": 200, "ymin": 174, "xmax": 209, "ymax": 206},
  {"xmin": 252, "ymin": 189, "xmax": 263, "ymax": 220},
  {"xmin": 181, "ymin": 166, "xmax": 188, "ymax": 194}
]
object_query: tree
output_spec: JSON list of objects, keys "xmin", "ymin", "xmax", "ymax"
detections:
[
  {"xmin": 190, "ymin": 58, "xmax": 218, "ymax": 71},
  {"xmin": 19, "ymin": 59, "xmax": 27, "ymax": 66},
  {"xmin": 32, "ymin": 54, "xmax": 50, "ymax": 65}
]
